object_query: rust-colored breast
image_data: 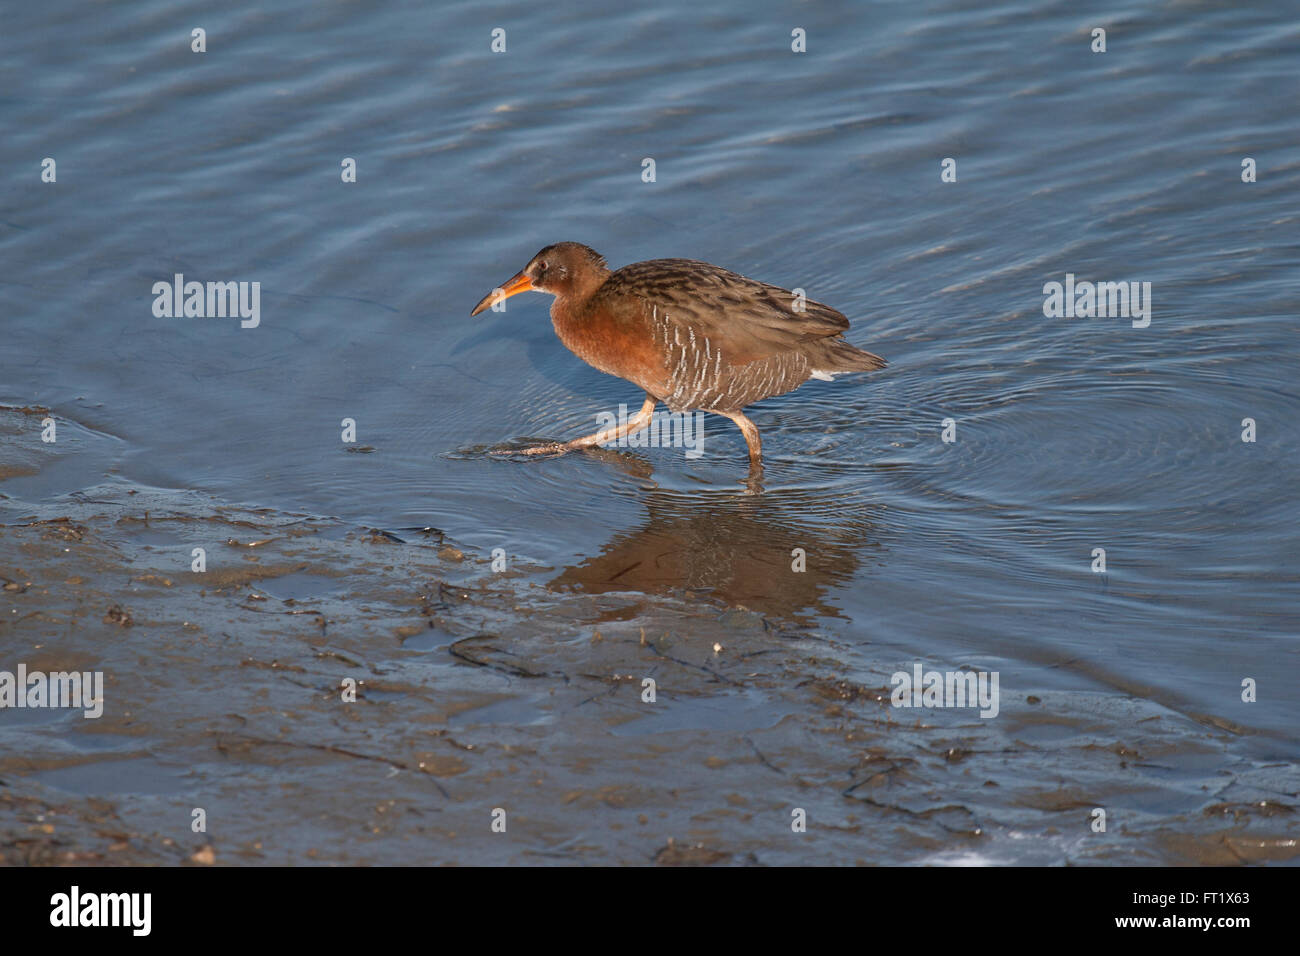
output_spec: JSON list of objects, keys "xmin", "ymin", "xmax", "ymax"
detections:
[{"xmin": 550, "ymin": 297, "xmax": 669, "ymax": 398}]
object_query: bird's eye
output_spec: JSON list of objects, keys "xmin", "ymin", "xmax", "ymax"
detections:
[{"xmin": 537, "ymin": 260, "xmax": 548, "ymax": 272}]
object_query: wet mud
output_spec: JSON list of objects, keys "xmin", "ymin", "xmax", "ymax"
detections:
[{"xmin": 2, "ymin": 410, "xmax": 1294, "ymax": 865}]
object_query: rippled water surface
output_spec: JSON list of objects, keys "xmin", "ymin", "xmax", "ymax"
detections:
[{"xmin": 2, "ymin": 0, "xmax": 1297, "ymax": 864}]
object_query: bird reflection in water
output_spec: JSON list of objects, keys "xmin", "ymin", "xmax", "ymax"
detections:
[{"xmin": 549, "ymin": 487, "xmax": 882, "ymax": 624}]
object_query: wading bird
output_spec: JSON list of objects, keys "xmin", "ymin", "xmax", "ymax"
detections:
[{"xmin": 470, "ymin": 242, "xmax": 885, "ymax": 481}]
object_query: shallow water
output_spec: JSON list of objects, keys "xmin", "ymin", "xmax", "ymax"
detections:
[{"xmin": 2, "ymin": 0, "xmax": 1297, "ymax": 864}]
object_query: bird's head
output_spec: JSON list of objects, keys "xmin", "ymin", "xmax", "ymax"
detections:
[{"xmin": 470, "ymin": 242, "xmax": 609, "ymax": 316}]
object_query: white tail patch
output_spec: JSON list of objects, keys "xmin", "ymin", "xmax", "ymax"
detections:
[{"xmin": 810, "ymin": 369, "xmax": 836, "ymax": 381}]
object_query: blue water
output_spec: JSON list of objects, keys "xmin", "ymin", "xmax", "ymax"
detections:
[{"xmin": 3, "ymin": 0, "xmax": 1298, "ymax": 855}]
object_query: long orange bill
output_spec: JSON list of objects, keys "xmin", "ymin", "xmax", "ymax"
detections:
[{"xmin": 470, "ymin": 271, "xmax": 533, "ymax": 316}]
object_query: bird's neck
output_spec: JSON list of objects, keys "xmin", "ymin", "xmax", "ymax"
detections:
[
  {"xmin": 550, "ymin": 268, "xmax": 611, "ymax": 321},
  {"xmin": 571, "ymin": 266, "xmax": 612, "ymax": 304}
]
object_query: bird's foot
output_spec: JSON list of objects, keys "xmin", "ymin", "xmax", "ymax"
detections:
[
  {"xmin": 519, "ymin": 442, "xmax": 570, "ymax": 457},
  {"xmin": 485, "ymin": 438, "xmax": 570, "ymax": 459}
]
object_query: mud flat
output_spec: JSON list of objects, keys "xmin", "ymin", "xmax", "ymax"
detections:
[{"xmin": 1, "ymin": 462, "xmax": 1294, "ymax": 864}]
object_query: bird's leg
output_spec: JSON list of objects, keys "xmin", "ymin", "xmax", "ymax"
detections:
[
  {"xmin": 715, "ymin": 409, "xmax": 765, "ymax": 492},
  {"xmin": 521, "ymin": 394, "xmax": 658, "ymax": 456},
  {"xmin": 714, "ymin": 409, "xmax": 763, "ymax": 466}
]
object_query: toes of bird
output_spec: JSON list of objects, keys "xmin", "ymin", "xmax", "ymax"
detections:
[
  {"xmin": 486, "ymin": 439, "xmax": 563, "ymax": 458},
  {"xmin": 521, "ymin": 443, "xmax": 568, "ymax": 456}
]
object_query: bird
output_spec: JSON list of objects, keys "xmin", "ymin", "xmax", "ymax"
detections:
[{"xmin": 469, "ymin": 242, "xmax": 885, "ymax": 479}]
